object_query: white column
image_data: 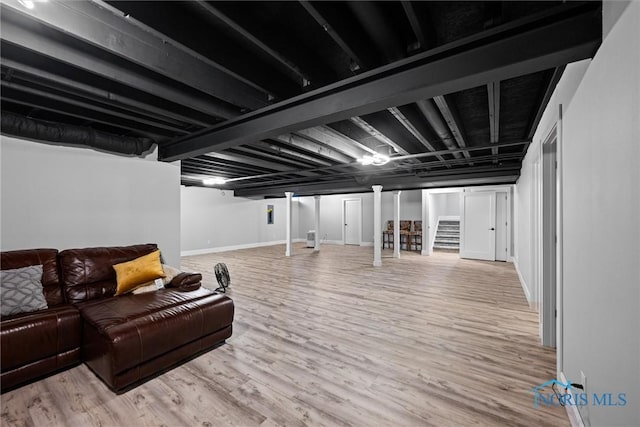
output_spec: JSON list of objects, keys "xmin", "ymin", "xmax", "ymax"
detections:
[
  {"xmin": 372, "ymin": 185, "xmax": 383, "ymax": 267},
  {"xmin": 421, "ymin": 189, "xmax": 431, "ymax": 255},
  {"xmin": 285, "ymin": 191, "xmax": 293, "ymax": 257},
  {"xmin": 314, "ymin": 195, "xmax": 321, "ymax": 252},
  {"xmin": 393, "ymin": 190, "xmax": 402, "ymax": 258}
]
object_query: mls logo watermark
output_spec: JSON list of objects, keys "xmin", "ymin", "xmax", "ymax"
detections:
[{"xmin": 531, "ymin": 379, "xmax": 627, "ymax": 409}]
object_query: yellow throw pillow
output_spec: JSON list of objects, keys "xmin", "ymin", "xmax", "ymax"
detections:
[{"xmin": 113, "ymin": 250, "xmax": 166, "ymax": 296}]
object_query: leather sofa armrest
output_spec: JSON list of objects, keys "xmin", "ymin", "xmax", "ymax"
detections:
[{"xmin": 167, "ymin": 272, "xmax": 202, "ymax": 291}]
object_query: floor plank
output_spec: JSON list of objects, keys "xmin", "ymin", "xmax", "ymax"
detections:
[{"xmin": 1, "ymin": 244, "xmax": 568, "ymax": 426}]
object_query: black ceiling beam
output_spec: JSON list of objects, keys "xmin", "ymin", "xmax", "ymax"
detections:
[
  {"xmin": 294, "ymin": 126, "xmax": 371, "ymax": 159},
  {"xmin": 348, "ymin": 2, "xmax": 405, "ymax": 62},
  {"xmin": 526, "ymin": 66, "xmax": 566, "ymax": 139},
  {"xmin": 0, "ymin": 16, "xmax": 239, "ymax": 119},
  {"xmin": 233, "ymin": 168, "xmax": 520, "ymax": 198},
  {"xmin": 240, "ymin": 144, "xmax": 332, "ymax": 168},
  {"xmin": 432, "ymin": 95, "xmax": 472, "ymax": 161},
  {"xmin": 401, "ymin": 1, "xmax": 427, "ymax": 50},
  {"xmin": 299, "ymin": 1, "xmax": 374, "ymax": 71},
  {"xmin": 0, "ymin": 79, "xmax": 189, "ymax": 136},
  {"xmin": 203, "ymin": 152, "xmax": 309, "ymax": 174},
  {"xmin": 273, "ymin": 134, "xmax": 354, "ymax": 164},
  {"xmin": 194, "ymin": 1, "xmax": 308, "ymax": 89},
  {"xmin": 227, "ymin": 155, "xmax": 523, "ymax": 191},
  {"xmin": 387, "ymin": 106, "xmax": 448, "ymax": 166},
  {"xmin": 0, "ymin": 58, "xmax": 215, "ymax": 128},
  {"xmin": 350, "ymin": 116, "xmax": 411, "ymax": 155},
  {"xmin": 1, "ymin": 0, "xmax": 269, "ymax": 110},
  {"xmin": 220, "ymin": 140, "xmax": 529, "ymax": 187},
  {"xmin": 161, "ymin": 2, "xmax": 601, "ymax": 162},
  {"xmin": 1, "ymin": 89, "xmax": 169, "ymax": 140},
  {"xmin": 487, "ymin": 81, "xmax": 501, "ymax": 159}
]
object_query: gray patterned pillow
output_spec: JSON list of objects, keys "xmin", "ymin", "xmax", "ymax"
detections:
[{"xmin": 1, "ymin": 265, "xmax": 48, "ymax": 317}]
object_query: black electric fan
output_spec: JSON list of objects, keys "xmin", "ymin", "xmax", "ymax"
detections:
[{"xmin": 214, "ymin": 263, "xmax": 230, "ymax": 293}]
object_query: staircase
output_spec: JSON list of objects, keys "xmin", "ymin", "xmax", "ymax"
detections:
[{"xmin": 434, "ymin": 219, "xmax": 460, "ymax": 251}]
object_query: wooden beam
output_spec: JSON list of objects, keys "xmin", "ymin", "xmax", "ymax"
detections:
[
  {"xmin": 0, "ymin": 14, "xmax": 239, "ymax": 119},
  {"xmin": 1, "ymin": 0, "xmax": 269, "ymax": 109},
  {"xmin": 160, "ymin": 3, "xmax": 601, "ymax": 161}
]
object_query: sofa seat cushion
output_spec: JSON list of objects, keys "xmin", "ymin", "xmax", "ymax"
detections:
[
  {"xmin": 0, "ymin": 305, "xmax": 81, "ymax": 372},
  {"xmin": 77, "ymin": 288, "xmax": 234, "ymax": 378}
]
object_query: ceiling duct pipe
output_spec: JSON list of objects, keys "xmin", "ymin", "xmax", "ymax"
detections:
[
  {"xmin": 416, "ymin": 99, "xmax": 462, "ymax": 159},
  {"xmin": 1, "ymin": 111, "xmax": 155, "ymax": 156}
]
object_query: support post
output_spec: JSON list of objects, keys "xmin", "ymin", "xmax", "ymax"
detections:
[
  {"xmin": 285, "ymin": 191, "xmax": 293, "ymax": 256},
  {"xmin": 421, "ymin": 189, "xmax": 431, "ymax": 255},
  {"xmin": 372, "ymin": 185, "xmax": 383, "ymax": 267},
  {"xmin": 393, "ymin": 190, "xmax": 402, "ymax": 258},
  {"xmin": 314, "ymin": 195, "xmax": 321, "ymax": 252}
]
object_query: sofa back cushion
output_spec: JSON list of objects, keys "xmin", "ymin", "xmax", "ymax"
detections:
[
  {"xmin": 0, "ymin": 249, "xmax": 64, "ymax": 307},
  {"xmin": 59, "ymin": 244, "xmax": 158, "ymax": 303}
]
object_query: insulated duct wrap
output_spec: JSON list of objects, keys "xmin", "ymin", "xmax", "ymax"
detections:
[{"xmin": 1, "ymin": 111, "xmax": 155, "ymax": 156}]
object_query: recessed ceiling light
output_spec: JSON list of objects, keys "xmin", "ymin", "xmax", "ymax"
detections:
[
  {"xmin": 19, "ymin": 0, "xmax": 35, "ymax": 9},
  {"xmin": 202, "ymin": 177, "xmax": 227, "ymax": 186},
  {"xmin": 358, "ymin": 153, "xmax": 390, "ymax": 166}
]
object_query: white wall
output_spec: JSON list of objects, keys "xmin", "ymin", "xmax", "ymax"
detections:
[
  {"xmin": 561, "ymin": 3, "xmax": 639, "ymax": 425},
  {"xmin": 515, "ymin": 2, "xmax": 639, "ymax": 425},
  {"xmin": 296, "ymin": 189, "xmax": 421, "ymax": 245},
  {"xmin": 0, "ymin": 136, "xmax": 181, "ymax": 265},
  {"xmin": 180, "ymin": 186, "xmax": 300, "ymax": 254},
  {"xmin": 514, "ymin": 59, "xmax": 591, "ymax": 303}
]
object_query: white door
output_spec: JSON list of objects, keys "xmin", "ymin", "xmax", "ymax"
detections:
[
  {"xmin": 495, "ymin": 192, "xmax": 508, "ymax": 261},
  {"xmin": 460, "ymin": 192, "xmax": 496, "ymax": 261},
  {"xmin": 344, "ymin": 199, "xmax": 361, "ymax": 245}
]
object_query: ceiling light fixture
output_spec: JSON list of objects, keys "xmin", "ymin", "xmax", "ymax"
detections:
[
  {"xmin": 358, "ymin": 153, "xmax": 390, "ymax": 166},
  {"xmin": 202, "ymin": 177, "xmax": 227, "ymax": 186}
]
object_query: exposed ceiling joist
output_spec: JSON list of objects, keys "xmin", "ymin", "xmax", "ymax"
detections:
[
  {"xmin": 0, "ymin": 79, "xmax": 190, "ymax": 136},
  {"xmin": 487, "ymin": 81, "xmax": 501, "ymax": 158},
  {"xmin": 0, "ymin": 58, "xmax": 215, "ymax": 128},
  {"xmin": 160, "ymin": 3, "xmax": 601, "ymax": 162},
  {"xmin": 295, "ymin": 126, "xmax": 372, "ymax": 158},
  {"xmin": 239, "ymin": 144, "xmax": 332, "ymax": 168},
  {"xmin": 526, "ymin": 66, "xmax": 566, "ymax": 139},
  {"xmin": 233, "ymin": 168, "xmax": 521, "ymax": 198},
  {"xmin": 299, "ymin": 1, "xmax": 380, "ymax": 71},
  {"xmin": 0, "ymin": 16, "xmax": 238, "ymax": 119},
  {"xmin": 401, "ymin": 1, "xmax": 427, "ymax": 50},
  {"xmin": 274, "ymin": 134, "xmax": 353, "ymax": 164},
  {"xmin": 350, "ymin": 116, "xmax": 410, "ymax": 155},
  {"xmin": 432, "ymin": 95, "xmax": 472, "ymax": 161},
  {"xmin": 194, "ymin": 0, "xmax": 308, "ymax": 89},
  {"xmin": 387, "ymin": 106, "xmax": 448, "ymax": 166},
  {"xmin": 1, "ymin": 0, "xmax": 269, "ymax": 110},
  {"xmin": 202, "ymin": 152, "xmax": 302, "ymax": 173},
  {"xmin": 348, "ymin": 2, "xmax": 404, "ymax": 62}
]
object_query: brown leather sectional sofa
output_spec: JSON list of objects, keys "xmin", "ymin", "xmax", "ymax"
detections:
[{"xmin": 0, "ymin": 244, "xmax": 234, "ymax": 393}]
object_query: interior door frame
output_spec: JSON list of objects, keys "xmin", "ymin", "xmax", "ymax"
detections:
[
  {"xmin": 342, "ymin": 198, "xmax": 362, "ymax": 245},
  {"xmin": 541, "ymin": 125, "xmax": 558, "ymax": 348}
]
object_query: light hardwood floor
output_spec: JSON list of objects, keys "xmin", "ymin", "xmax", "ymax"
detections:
[{"xmin": 1, "ymin": 244, "xmax": 569, "ymax": 426}]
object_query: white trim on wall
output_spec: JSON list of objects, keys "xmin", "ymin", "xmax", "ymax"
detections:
[
  {"xmin": 181, "ymin": 239, "xmax": 305, "ymax": 256},
  {"xmin": 514, "ymin": 258, "xmax": 532, "ymax": 304}
]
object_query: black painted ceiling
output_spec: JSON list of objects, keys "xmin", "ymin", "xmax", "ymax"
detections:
[{"xmin": 0, "ymin": 1, "xmax": 602, "ymax": 197}]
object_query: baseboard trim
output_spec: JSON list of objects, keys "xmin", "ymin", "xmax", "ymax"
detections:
[
  {"xmin": 559, "ymin": 371, "xmax": 585, "ymax": 427},
  {"xmin": 359, "ymin": 241, "xmax": 374, "ymax": 247},
  {"xmin": 182, "ymin": 239, "xmax": 305, "ymax": 256},
  {"xmin": 513, "ymin": 259, "xmax": 532, "ymax": 304}
]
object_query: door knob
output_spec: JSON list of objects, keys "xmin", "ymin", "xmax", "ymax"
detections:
[{"xmin": 489, "ymin": 227, "xmax": 495, "ymax": 231}]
